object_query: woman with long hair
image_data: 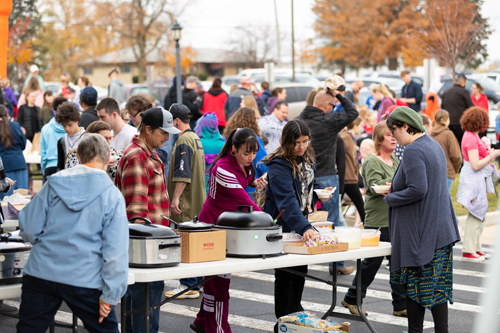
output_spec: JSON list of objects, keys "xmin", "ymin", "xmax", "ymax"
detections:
[
  {"xmin": 430, "ymin": 110, "xmax": 462, "ymax": 193},
  {"xmin": 18, "ymin": 77, "xmax": 44, "ymax": 109},
  {"xmin": 457, "ymin": 106, "xmax": 500, "ymax": 261},
  {"xmin": 224, "ymin": 107, "xmax": 267, "ymax": 200},
  {"xmin": 386, "ymin": 106, "xmax": 460, "ymax": 333},
  {"xmin": 267, "ymin": 87, "xmax": 287, "ymax": 114},
  {"xmin": 372, "ymin": 84, "xmax": 395, "ymax": 123},
  {"xmin": 17, "ymin": 89, "xmax": 42, "ymax": 142},
  {"xmin": 0, "ymin": 106, "xmax": 28, "ymax": 199},
  {"xmin": 240, "ymin": 95, "xmax": 261, "ymax": 119},
  {"xmin": 341, "ymin": 121, "xmax": 407, "ymax": 318},
  {"xmin": 470, "ymin": 82, "xmax": 489, "ymax": 137},
  {"xmin": 41, "ymin": 91, "xmax": 54, "ymax": 125},
  {"xmin": 200, "ymin": 77, "xmax": 228, "ymax": 130},
  {"xmin": 191, "ymin": 128, "xmax": 266, "ymax": 333},
  {"xmin": 262, "ymin": 119, "xmax": 331, "ymax": 332}
]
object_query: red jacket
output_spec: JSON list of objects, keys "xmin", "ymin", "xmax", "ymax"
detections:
[
  {"xmin": 201, "ymin": 90, "xmax": 228, "ymax": 126},
  {"xmin": 471, "ymin": 93, "xmax": 489, "ymax": 113}
]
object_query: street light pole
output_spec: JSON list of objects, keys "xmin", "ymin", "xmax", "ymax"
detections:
[{"xmin": 171, "ymin": 21, "xmax": 183, "ymax": 105}]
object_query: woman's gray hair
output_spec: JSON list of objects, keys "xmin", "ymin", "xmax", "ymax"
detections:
[{"xmin": 77, "ymin": 133, "xmax": 110, "ymax": 164}]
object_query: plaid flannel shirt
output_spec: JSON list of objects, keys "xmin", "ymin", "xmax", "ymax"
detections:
[{"xmin": 115, "ymin": 136, "xmax": 169, "ymax": 224}]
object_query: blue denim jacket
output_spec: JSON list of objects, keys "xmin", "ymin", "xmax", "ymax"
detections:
[{"xmin": 19, "ymin": 165, "xmax": 129, "ymax": 305}]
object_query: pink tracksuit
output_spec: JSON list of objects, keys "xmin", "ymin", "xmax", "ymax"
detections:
[{"xmin": 194, "ymin": 152, "xmax": 261, "ymax": 333}]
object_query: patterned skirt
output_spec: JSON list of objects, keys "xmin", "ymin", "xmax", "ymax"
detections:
[{"xmin": 390, "ymin": 245, "xmax": 454, "ymax": 308}]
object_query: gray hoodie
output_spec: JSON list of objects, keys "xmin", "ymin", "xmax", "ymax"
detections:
[{"xmin": 108, "ymin": 79, "xmax": 128, "ymax": 105}]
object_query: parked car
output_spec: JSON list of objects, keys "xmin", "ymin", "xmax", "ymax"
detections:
[
  {"xmin": 438, "ymin": 75, "xmax": 500, "ymax": 110},
  {"xmin": 364, "ymin": 71, "xmax": 424, "ymax": 86},
  {"xmin": 252, "ymin": 75, "xmax": 323, "ymax": 90},
  {"xmin": 474, "ymin": 71, "xmax": 500, "ymax": 86},
  {"xmin": 221, "ymin": 75, "xmax": 241, "ymax": 93},
  {"xmin": 273, "ymin": 83, "xmax": 317, "ymax": 119},
  {"xmin": 238, "ymin": 68, "xmax": 315, "ymax": 79},
  {"xmin": 126, "ymin": 84, "xmax": 161, "ymax": 105},
  {"xmin": 345, "ymin": 77, "xmax": 406, "ymax": 94}
]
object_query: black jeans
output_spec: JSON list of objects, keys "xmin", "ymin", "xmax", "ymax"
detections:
[
  {"xmin": 43, "ymin": 166, "xmax": 58, "ymax": 184},
  {"xmin": 343, "ymin": 227, "xmax": 407, "ymax": 311},
  {"xmin": 17, "ymin": 274, "xmax": 119, "ymax": 333},
  {"xmin": 449, "ymin": 125, "xmax": 464, "ymax": 147},
  {"xmin": 274, "ymin": 265, "xmax": 308, "ymax": 319},
  {"xmin": 342, "ymin": 184, "xmax": 365, "ymax": 222}
]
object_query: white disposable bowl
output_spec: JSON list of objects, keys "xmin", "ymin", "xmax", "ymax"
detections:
[
  {"xmin": 372, "ymin": 185, "xmax": 390, "ymax": 194},
  {"xmin": 314, "ymin": 188, "xmax": 334, "ymax": 199}
]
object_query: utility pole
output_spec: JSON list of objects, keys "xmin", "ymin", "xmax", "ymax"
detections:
[
  {"xmin": 274, "ymin": 0, "xmax": 281, "ymax": 67},
  {"xmin": 291, "ymin": 0, "xmax": 295, "ymax": 82}
]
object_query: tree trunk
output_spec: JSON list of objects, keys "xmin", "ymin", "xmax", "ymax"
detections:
[{"xmin": 388, "ymin": 57, "xmax": 398, "ymax": 70}]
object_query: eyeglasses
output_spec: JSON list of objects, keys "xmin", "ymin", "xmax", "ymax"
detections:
[
  {"xmin": 389, "ymin": 127, "xmax": 396, "ymax": 135},
  {"xmin": 127, "ymin": 112, "xmax": 139, "ymax": 118},
  {"xmin": 295, "ymin": 140, "xmax": 311, "ymax": 148},
  {"xmin": 329, "ymin": 103, "xmax": 336, "ymax": 109}
]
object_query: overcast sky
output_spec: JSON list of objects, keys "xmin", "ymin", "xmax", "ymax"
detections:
[{"xmin": 178, "ymin": 0, "xmax": 500, "ymax": 69}]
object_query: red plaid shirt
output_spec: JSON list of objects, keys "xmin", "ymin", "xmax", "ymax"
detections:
[{"xmin": 115, "ymin": 136, "xmax": 169, "ymax": 224}]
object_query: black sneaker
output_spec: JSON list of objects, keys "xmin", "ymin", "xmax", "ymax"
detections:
[
  {"xmin": 0, "ymin": 302, "xmax": 19, "ymax": 315},
  {"xmin": 190, "ymin": 323, "xmax": 205, "ymax": 333}
]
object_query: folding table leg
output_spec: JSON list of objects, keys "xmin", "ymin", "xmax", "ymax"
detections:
[
  {"xmin": 144, "ymin": 283, "xmax": 150, "ymax": 333},
  {"xmin": 121, "ymin": 294, "xmax": 127, "ymax": 333},
  {"xmin": 321, "ymin": 261, "xmax": 338, "ymax": 319},
  {"xmin": 49, "ymin": 322, "xmax": 55, "ymax": 333},
  {"xmin": 355, "ymin": 258, "xmax": 376, "ymax": 333},
  {"xmin": 72, "ymin": 313, "xmax": 78, "ymax": 333}
]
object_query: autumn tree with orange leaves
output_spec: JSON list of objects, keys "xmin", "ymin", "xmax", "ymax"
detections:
[{"xmin": 313, "ymin": 0, "xmax": 426, "ymax": 72}]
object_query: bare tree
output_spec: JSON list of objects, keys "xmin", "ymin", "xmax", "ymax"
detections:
[
  {"xmin": 97, "ymin": 0, "xmax": 190, "ymax": 81},
  {"xmin": 228, "ymin": 25, "xmax": 277, "ymax": 68},
  {"xmin": 416, "ymin": 0, "xmax": 491, "ymax": 82}
]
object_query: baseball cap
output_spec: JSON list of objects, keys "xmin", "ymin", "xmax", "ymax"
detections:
[
  {"xmin": 108, "ymin": 68, "xmax": 119, "ymax": 76},
  {"xmin": 169, "ymin": 103, "xmax": 192, "ymax": 121},
  {"xmin": 325, "ymin": 75, "xmax": 345, "ymax": 92},
  {"xmin": 382, "ymin": 105, "xmax": 398, "ymax": 120},
  {"xmin": 141, "ymin": 107, "xmax": 181, "ymax": 134},
  {"xmin": 80, "ymin": 86, "xmax": 98, "ymax": 105},
  {"xmin": 30, "ymin": 65, "xmax": 39, "ymax": 72},
  {"xmin": 240, "ymin": 77, "xmax": 252, "ymax": 85}
]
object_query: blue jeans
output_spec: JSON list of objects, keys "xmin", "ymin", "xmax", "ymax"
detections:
[
  {"xmin": 180, "ymin": 277, "xmax": 203, "ymax": 290},
  {"xmin": 447, "ymin": 178, "xmax": 453, "ymax": 193},
  {"xmin": 17, "ymin": 274, "xmax": 119, "ymax": 333},
  {"xmin": 126, "ymin": 281, "xmax": 164, "ymax": 333},
  {"xmin": 315, "ymin": 174, "xmax": 344, "ymax": 269},
  {"xmin": 338, "ymin": 195, "xmax": 346, "ymax": 226},
  {"xmin": 0, "ymin": 169, "xmax": 28, "ymax": 200}
]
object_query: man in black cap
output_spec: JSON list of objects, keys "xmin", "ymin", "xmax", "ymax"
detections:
[
  {"xmin": 108, "ymin": 68, "xmax": 128, "ymax": 106},
  {"xmin": 115, "ymin": 106, "xmax": 180, "ymax": 332},
  {"xmin": 79, "ymin": 86, "xmax": 99, "ymax": 129},
  {"xmin": 164, "ymin": 104, "xmax": 206, "ymax": 300}
]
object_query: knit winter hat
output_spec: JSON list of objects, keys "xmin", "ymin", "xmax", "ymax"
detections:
[{"xmin": 388, "ymin": 106, "xmax": 426, "ymax": 133}]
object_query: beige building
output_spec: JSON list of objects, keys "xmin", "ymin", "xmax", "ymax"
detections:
[{"xmin": 78, "ymin": 47, "xmax": 246, "ymax": 87}]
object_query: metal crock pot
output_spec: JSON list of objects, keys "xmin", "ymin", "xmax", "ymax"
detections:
[
  {"xmin": 215, "ymin": 205, "xmax": 282, "ymax": 258},
  {"xmin": 0, "ymin": 230, "xmax": 31, "ymax": 285},
  {"xmin": 128, "ymin": 217, "xmax": 181, "ymax": 268},
  {"xmin": 162, "ymin": 215, "xmax": 214, "ymax": 232}
]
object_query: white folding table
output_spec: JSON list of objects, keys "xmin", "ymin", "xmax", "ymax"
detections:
[{"xmin": 125, "ymin": 242, "xmax": 392, "ymax": 333}]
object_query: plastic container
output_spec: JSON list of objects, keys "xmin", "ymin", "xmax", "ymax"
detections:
[
  {"xmin": 320, "ymin": 227, "xmax": 361, "ymax": 250},
  {"xmin": 361, "ymin": 229, "xmax": 381, "ymax": 246}
]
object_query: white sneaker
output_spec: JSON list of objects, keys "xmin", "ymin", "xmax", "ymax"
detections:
[{"xmin": 164, "ymin": 285, "xmax": 200, "ymax": 299}]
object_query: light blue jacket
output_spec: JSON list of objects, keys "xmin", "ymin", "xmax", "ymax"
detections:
[
  {"xmin": 40, "ymin": 118, "xmax": 66, "ymax": 172},
  {"xmin": 19, "ymin": 165, "xmax": 129, "ymax": 305}
]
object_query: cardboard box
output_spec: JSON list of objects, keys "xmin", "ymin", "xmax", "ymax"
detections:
[
  {"xmin": 1, "ymin": 203, "xmax": 27, "ymax": 220},
  {"xmin": 277, "ymin": 322, "xmax": 350, "ymax": 332},
  {"xmin": 283, "ymin": 242, "xmax": 349, "ymax": 255},
  {"xmin": 179, "ymin": 229, "xmax": 226, "ymax": 263}
]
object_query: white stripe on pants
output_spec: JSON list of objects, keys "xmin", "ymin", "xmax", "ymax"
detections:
[{"xmin": 463, "ymin": 213, "xmax": 484, "ymax": 254}]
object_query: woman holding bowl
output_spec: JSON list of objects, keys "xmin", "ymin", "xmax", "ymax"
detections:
[
  {"xmin": 385, "ymin": 106, "xmax": 460, "ymax": 333},
  {"xmin": 262, "ymin": 119, "xmax": 331, "ymax": 333},
  {"xmin": 341, "ymin": 121, "xmax": 406, "ymax": 317}
]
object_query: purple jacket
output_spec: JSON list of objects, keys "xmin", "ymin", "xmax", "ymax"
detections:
[
  {"xmin": 4, "ymin": 87, "xmax": 18, "ymax": 106},
  {"xmin": 199, "ymin": 152, "xmax": 260, "ymax": 224},
  {"xmin": 267, "ymin": 96, "xmax": 281, "ymax": 115},
  {"xmin": 377, "ymin": 97, "xmax": 395, "ymax": 122}
]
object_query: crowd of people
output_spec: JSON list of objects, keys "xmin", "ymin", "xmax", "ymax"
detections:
[{"xmin": 0, "ymin": 65, "xmax": 497, "ymax": 333}]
